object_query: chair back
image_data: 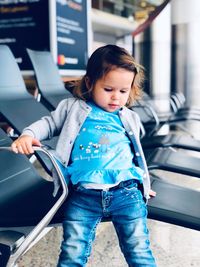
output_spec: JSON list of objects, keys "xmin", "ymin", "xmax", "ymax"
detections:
[
  {"xmin": 0, "ymin": 129, "xmax": 59, "ymax": 227},
  {"xmin": 0, "ymin": 45, "xmax": 58, "ymax": 171},
  {"xmin": 27, "ymin": 48, "xmax": 70, "ymax": 95},
  {"xmin": 27, "ymin": 48, "xmax": 72, "ymax": 110},
  {"xmin": 0, "ymin": 45, "xmax": 31, "ymax": 100}
]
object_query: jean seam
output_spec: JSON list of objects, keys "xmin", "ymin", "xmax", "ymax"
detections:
[{"xmin": 84, "ymin": 216, "xmax": 102, "ymax": 262}]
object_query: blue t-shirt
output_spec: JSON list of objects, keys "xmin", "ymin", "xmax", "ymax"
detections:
[{"xmin": 66, "ymin": 102, "xmax": 144, "ymax": 185}]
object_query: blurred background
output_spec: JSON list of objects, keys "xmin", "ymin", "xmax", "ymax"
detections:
[{"xmin": 1, "ymin": 0, "xmax": 200, "ymax": 110}]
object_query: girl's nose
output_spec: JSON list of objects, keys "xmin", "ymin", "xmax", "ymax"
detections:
[{"xmin": 111, "ymin": 92, "xmax": 119, "ymax": 100}]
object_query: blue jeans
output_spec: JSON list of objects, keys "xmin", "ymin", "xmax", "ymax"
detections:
[{"xmin": 57, "ymin": 180, "xmax": 156, "ymax": 267}]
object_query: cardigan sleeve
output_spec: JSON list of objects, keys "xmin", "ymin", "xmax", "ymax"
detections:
[{"xmin": 22, "ymin": 98, "xmax": 75, "ymax": 141}]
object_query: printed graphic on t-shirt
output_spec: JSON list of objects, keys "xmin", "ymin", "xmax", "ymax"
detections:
[{"xmin": 70, "ymin": 105, "xmax": 133, "ymax": 169}]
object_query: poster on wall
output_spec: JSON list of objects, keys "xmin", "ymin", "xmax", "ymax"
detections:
[
  {"xmin": 0, "ymin": 0, "xmax": 90, "ymax": 75},
  {"xmin": 55, "ymin": 0, "xmax": 89, "ymax": 75},
  {"xmin": 0, "ymin": 0, "xmax": 49, "ymax": 72}
]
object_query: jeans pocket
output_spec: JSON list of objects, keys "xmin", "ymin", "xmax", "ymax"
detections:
[
  {"xmin": 122, "ymin": 185, "xmax": 144, "ymax": 204},
  {"xmin": 122, "ymin": 182, "xmax": 138, "ymax": 191}
]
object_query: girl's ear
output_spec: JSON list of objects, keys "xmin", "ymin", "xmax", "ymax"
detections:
[{"xmin": 85, "ymin": 76, "xmax": 91, "ymax": 90}]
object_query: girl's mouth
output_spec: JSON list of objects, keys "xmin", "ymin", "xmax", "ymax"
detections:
[{"xmin": 108, "ymin": 104, "xmax": 119, "ymax": 109}]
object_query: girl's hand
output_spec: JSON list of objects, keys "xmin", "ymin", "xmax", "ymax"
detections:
[
  {"xmin": 149, "ymin": 189, "xmax": 156, "ymax": 198},
  {"xmin": 11, "ymin": 135, "xmax": 41, "ymax": 155}
]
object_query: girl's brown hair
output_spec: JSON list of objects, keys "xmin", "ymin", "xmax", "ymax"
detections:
[{"xmin": 73, "ymin": 44, "xmax": 144, "ymax": 107}]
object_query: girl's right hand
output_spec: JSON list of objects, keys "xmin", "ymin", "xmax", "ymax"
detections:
[{"xmin": 11, "ymin": 135, "xmax": 41, "ymax": 155}]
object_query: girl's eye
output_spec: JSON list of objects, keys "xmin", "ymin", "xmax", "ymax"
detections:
[
  {"xmin": 104, "ymin": 88, "xmax": 112, "ymax": 92},
  {"xmin": 120, "ymin": 90, "xmax": 127, "ymax": 94}
]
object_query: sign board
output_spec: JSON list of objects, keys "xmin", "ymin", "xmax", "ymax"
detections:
[
  {"xmin": 0, "ymin": 0, "xmax": 90, "ymax": 76},
  {"xmin": 0, "ymin": 0, "xmax": 49, "ymax": 72},
  {"xmin": 54, "ymin": 0, "xmax": 90, "ymax": 75}
]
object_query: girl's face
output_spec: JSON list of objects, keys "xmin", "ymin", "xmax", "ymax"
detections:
[{"xmin": 91, "ymin": 68, "xmax": 135, "ymax": 112}]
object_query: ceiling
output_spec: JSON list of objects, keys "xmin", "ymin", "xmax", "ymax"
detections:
[{"xmin": 91, "ymin": 0, "xmax": 167, "ymax": 37}]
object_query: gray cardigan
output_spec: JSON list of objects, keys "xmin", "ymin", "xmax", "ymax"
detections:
[{"xmin": 23, "ymin": 97, "xmax": 150, "ymax": 200}]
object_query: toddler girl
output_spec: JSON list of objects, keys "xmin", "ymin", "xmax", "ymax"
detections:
[{"xmin": 12, "ymin": 44, "xmax": 156, "ymax": 267}]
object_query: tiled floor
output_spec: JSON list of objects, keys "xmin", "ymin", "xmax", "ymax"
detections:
[{"xmin": 18, "ymin": 218, "xmax": 200, "ymax": 267}]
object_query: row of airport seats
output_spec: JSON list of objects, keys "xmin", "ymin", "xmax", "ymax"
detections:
[
  {"xmin": 1, "ymin": 44, "xmax": 200, "ymax": 266},
  {"xmin": 132, "ymin": 92, "xmax": 200, "ymax": 137}
]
